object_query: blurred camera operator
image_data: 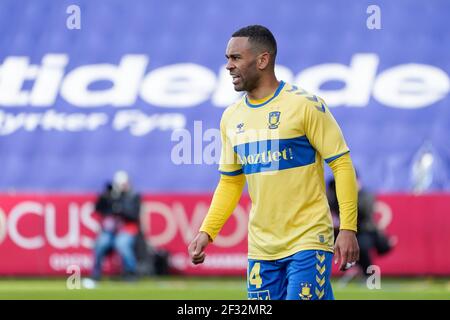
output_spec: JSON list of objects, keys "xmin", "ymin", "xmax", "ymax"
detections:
[{"xmin": 91, "ymin": 170, "xmax": 141, "ymax": 281}]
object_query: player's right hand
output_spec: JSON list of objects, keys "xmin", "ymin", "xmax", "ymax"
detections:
[{"xmin": 188, "ymin": 232, "xmax": 210, "ymax": 265}]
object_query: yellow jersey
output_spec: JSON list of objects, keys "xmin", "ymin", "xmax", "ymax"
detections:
[{"xmin": 218, "ymin": 81, "xmax": 350, "ymax": 260}]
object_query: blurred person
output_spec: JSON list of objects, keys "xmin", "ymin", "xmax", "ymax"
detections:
[
  {"xmin": 327, "ymin": 173, "xmax": 395, "ymax": 279},
  {"xmin": 188, "ymin": 25, "xmax": 359, "ymax": 300},
  {"xmin": 91, "ymin": 170, "xmax": 142, "ymax": 281}
]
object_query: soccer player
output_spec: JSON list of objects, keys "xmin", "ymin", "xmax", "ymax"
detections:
[{"xmin": 188, "ymin": 25, "xmax": 359, "ymax": 300}]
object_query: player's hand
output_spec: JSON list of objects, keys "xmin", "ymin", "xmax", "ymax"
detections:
[
  {"xmin": 188, "ymin": 232, "xmax": 210, "ymax": 265},
  {"xmin": 334, "ymin": 229, "xmax": 359, "ymax": 271}
]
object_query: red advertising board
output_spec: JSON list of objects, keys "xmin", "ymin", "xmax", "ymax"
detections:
[
  {"xmin": 370, "ymin": 194, "xmax": 450, "ymax": 276},
  {"xmin": 0, "ymin": 193, "xmax": 449, "ymax": 276}
]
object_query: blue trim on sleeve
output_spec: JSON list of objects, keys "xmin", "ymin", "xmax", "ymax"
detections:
[
  {"xmin": 245, "ymin": 81, "xmax": 285, "ymax": 108},
  {"xmin": 219, "ymin": 169, "xmax": 244, "ymax": 176},
  {"xmin": 325, "ymin": 151, "xmax": 350, "ymax": 164}
]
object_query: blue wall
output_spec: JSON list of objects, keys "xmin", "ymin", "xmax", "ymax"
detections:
[{"xmin": 0, "ymin": 0, "xmax": 448, "ymax": 192}]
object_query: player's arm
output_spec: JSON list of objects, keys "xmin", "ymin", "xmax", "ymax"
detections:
[
  {"xmin": 328, "ymin": 153, "xmax": 357, "ymax": 232},
  {"xmin": 327, "ymin": 153, "xmax": 359, "ymax": 270},
  {"xmin": 302, "ymin": 97, "xmax": 359, "ymax": 271},
  {"xmin": 189, "ymin": 111, "xmax": 245, "ymax": 264},
  {"xmin": 189, "ymin": 173, "xmax": 246, "ymax": 264}
]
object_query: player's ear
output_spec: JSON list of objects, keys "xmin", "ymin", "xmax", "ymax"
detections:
[{"xmin": 257, "ymin": 52, "xmax": 270, "ymax": 70}]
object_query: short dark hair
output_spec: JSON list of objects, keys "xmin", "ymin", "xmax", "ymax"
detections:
[{"xmin": 232, "ymin": 25, "xmax": 277, "ymax": 61}]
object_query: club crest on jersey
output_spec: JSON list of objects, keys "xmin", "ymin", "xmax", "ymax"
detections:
[
  {"xmin": 236, "ymin": 122, "xmax": 245, "ymax": 134},
  {"xmin": 268, "ymin": 111, "xmax": 280, "ymax": 129}
]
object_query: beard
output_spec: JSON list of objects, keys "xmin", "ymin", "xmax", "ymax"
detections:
[
  {"xmin": 231, "ymin": 59, "xmax": 259, "ymax": 92},
  {"xmin": 232, "ymin": 74, "xmax": 259, "ymax": 93}
]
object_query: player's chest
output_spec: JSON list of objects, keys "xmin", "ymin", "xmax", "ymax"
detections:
[{"xmin": 226, "ymin": 105, "xmax": 303, "ymax": 144}]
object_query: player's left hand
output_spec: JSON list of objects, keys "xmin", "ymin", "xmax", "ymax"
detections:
[{"xmin": 334, "ymin": 229, "xmax": 359, "ymax": 271}]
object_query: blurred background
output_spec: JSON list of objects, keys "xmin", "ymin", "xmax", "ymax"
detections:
[{"xmin": 0, "ymin": 0, "xmax": 449, "ymax": 299}]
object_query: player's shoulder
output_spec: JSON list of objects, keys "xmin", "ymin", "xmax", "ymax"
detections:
[
  {"xmin": 282, "ymin": 82, "xmax": 326, "ymax": 110},
  {"xmin": 221, "ymin": 96, "xmax": 245, "ymax": 122}
]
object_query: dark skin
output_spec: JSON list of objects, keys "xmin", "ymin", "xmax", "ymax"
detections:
[
  {"xmin": 224, "ymin": 37, "xmax": 279, "ymax": 100},
  {"xmin": 188, "ymin": 36, "xmax": 359, "ymax": 271}
]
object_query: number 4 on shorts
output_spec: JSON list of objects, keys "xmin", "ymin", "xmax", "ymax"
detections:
[{"xmin": 248, "ymin": 262, "xmax": 262, "ymax": 289}]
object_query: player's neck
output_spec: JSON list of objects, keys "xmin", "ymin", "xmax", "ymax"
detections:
[{"xmin": 247, "ymin": 76, "xmax": 280, "ymax": 101}]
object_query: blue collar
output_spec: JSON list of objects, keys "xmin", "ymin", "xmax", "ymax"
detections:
[{"xmin": 245, "ymin": 81, "xmax": 285, "ymax": 108}]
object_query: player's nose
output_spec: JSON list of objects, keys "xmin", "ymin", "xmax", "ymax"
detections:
[{"xmin": 226, "ymin": 60, "xmax": 235, "ymax": 71}]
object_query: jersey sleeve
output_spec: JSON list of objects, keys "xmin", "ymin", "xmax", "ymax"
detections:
[
  {"xmin": 218, "ymin": 112, "xmax": 243, "ymax": 176},
  {"xmin": 199, "ymin": 173, "xmax": 246, "ymax": 240},
  {"xmin": 302, "ymin": 97, "xmax": 349, "ymax": 163},
  {"xmin": 328, "ymin": 153, "xmax": 358, "ymax": 232}
]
